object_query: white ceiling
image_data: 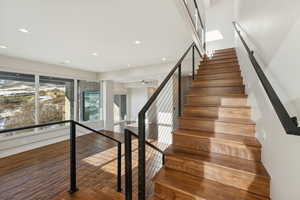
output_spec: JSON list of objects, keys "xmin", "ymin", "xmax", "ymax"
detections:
[{"xmin": 0, "ymin": 0, "xmax": 191, "ymax": 72}]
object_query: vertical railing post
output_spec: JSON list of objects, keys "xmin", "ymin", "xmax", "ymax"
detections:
[
  {"xmin": 138, "ymin": 113, "xmax": 146, "ymax": 200},
  {"xmin": 125, "ymin": 129, "xmax": 132, "ymax": 200},
  {"xmin": 192, "ymin": 45, "xmax": 195, "ymax": 80},
  {"xmin": 69, "ymin": 120, "xmax": 78, "ymax": 194},
  {"xmin": 116, "ymin": 142, "xmax": 122, "ymax": 192},
  {"xmin": 178, "ymin": 64, "xmax": 182, "ymax": 116}
]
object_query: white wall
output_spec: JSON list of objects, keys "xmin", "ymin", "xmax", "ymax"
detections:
[
  {"xmin": 205, "ymin": 0, "xmax": 235, "ymax": 51},
  {"xmin": 128, "ymin": 87, "xmax": 149, "ymax": 121},
  {"xmin": 234, "ymin": 1, "xmax": 300, "ymax": 199},
  {"xmin": 0, "ymin": 55, "xmax": 97, "ymax": 80},
  {"xmin": 0, "ymin": 55, "xmax": 101, "ymax": 158}
]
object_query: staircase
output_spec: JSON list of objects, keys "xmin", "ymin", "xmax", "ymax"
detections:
[{"xmin": 150, "ymin": 48, "xmax": 271, "ymax": 200}]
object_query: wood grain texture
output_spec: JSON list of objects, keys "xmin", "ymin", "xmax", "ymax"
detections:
[
  {"xmin": 152, "ymin": 168, "xmax": 269, "ymax": 200},
  {"xmin": 0, "ymin": 133, "xmax": 164, "ymax": 200},
  {"xmin": 151, "ymin": 48, "xmax": 271, "ymax": 200},
  {"xmin": 197, "ymin": 66, "xmax": 241, "ymax": 75}
]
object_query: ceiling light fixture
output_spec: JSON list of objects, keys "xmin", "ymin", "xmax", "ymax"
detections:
[
  {"xmin": 0, "ymin": 45, "xmax": 7, "ymax": 49},
  {"xmin": 162, "ymin": 57, "xmax": 167, "ymax": 61},
  {"xmin": 18, "ymin": 28, "xmax": 30, "ymax": 33},
  {"xmin": 92, "ymin": 52, "xmax": 99, "ymax": 56},
  {"xmin": 62, "ymin": 60, "xmax": 71, "ymax": 64},
  {"xmin": 134, "ymin": 40, "xmax": 141, "ymax": 45}
]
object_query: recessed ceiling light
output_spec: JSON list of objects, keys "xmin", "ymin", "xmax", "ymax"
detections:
[
  {"xmin": 18, "ymin": 28, "xmax": 30, "ymax": 33},
  {"xmin": 62, "ymin": 60, "xmax": 71, "ymax": 64},
  {"xmin": 162, "ymin": 57, "xmax": 167, "ymax": 61},
  {"xmin": 134, "ymin": 40, "xmax": 141, "ymax": 45},
  {"xmin": 92, "ymin": 52, "xmax": 99, "ymax": 56},
  {"xmin": 0, "ymin": 45, "xmax": 7, "ymax": 49}
]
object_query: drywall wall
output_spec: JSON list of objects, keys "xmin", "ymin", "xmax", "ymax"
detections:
[
  {"xmin": 0, "ymin": 55, "xmax": 97, "ymax": 80},
  {"xmin": 128, "ymin": 87, "xmax": 149, "ymax": 121},
  {"xmin": 234, "ymin": 0, "xmax": 300, "ymax": 199},
  {"xmin": 0, "ymin": 55, "xmax": 101, "ymax": 158},
  {"xmin": 205, "ymin": 0, "xmax": 235, "ymax": 51}
]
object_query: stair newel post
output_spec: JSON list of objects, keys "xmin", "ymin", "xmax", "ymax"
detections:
[
  {"xmin": 192, "ymin": 45, "xmax": 195, "ymax": 80},
  {"xmin": 116, "ymin": 142, "xmax": 122, "ymax": 192},
  {"xmin": 69, "ymin": 120, "xmax": 78, "ymax": 194},
  {"xmin": 178, "ymin": 64, "xmax": 182, "ymax": 117},
  {"xmin": 138, "ymin": 112, "xmax": 146, "ymax": 200},
  {"xmin": 124, "ymin": 129, "xmax": 132, "ymax": 200}
]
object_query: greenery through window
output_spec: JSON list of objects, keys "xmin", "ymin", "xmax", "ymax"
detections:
[
  {"xmin": 39, "ymin": 76, "xmax": 74, "ymax": 124},
  {"xmin": 0, "ymin": 72, "xmax": 35, "ymax": 132},
  {"xmin": 0, "ymin": 71, "xmax": 103, "ymax": 136},
  {"xmin": 78, "ymin": 80, "xmax": 102, "ymax": 122}
]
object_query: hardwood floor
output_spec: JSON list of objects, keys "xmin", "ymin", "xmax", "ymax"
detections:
[
  {"xmin": 150, "ymin": 48, "xmax": 271, "ymax": 200},
  {"xmin": 0, "ymin": 131, "xmax": 166, "ymax": 200}
]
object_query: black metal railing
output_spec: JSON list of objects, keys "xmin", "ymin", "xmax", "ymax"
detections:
[
  {"xmin": 124, "ymin": 128, "xmax": 164, "ymax": 200},
  {"xmin": 0, "ymin": 120, "xmax": 123, "ymax": 193},
  {"xmin": 233, "ymin": 21, "xmax": 300, "ymax": 136},
  {"xmin": 122, "ymin": 42, "xmax": 202, "ymax": 200},
  {"xmin": 182, "ymin": 0, "xmax": 206, "ymax": 52}
]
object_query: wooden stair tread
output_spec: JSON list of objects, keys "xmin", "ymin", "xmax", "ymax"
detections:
[
  {"xmin": 152, "ymin": 168, "xmax": 270, "ymax": 200},
  {"xmin": 191, "ymin": 85, "xmax": 244, "ymax": 89},
  {"xmin": 184, "ymin": 104, "xmax": 250, "ymax": 109},
  {"xmin": 165, "ymin": 145, "xmax": 269, "ymax": 178},
  {"xmin": 207, "ymin": 56, "xmax": 237, "ymax": 61},
  {"xmin": 173, "ymin": 129, "xmax": 260, "ymax": 147},
  {"xmin": 186, "ymin": 93, "xmax": 247, "ymax": 97},
  {"xmin": 197, "ymin": 68, "xmax": 241, "ymax": 73},
  {"xmin": 179, "ymin": 116, "xmax": 255, "ymax": 125}
]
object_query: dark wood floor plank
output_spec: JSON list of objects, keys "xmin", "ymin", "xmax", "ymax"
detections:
[{"xmin": 0, "ymin": 132, "xmax": 163, "ymax": 200}]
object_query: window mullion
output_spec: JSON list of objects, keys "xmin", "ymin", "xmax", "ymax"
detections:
[
  {"xmin": 74, "ymin": 79, "xmax": 78, "ymax": 121},
  {"xmin": 35, "ymin": 75, "xmax": 40, "ymax": 125}
]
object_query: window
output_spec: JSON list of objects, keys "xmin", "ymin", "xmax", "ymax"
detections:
[
  {"xmin": 39, "ymin": 76, "xmax": 74, "ymax": 124},
  {"xmin": 0, "ymin": 72, "xmax": 35, "ymax": 132},
  {"xmin": 114, "ymin": 94, "xmax": 127, "ymax": 122},
  {"xmin": 0, "ymin": 71, "xmax": 103, "ymax": 136},
  {"xmin": 78, "ymin": 80, "xmax": 102, "ymax": 122}
]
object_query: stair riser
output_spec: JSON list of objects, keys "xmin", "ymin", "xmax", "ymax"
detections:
[
  {"xmin": 192, "ymin": 79, "xmax": 243, "ymax": 88},
  {"xmin": 197, "ymin": 67, "xmax": 240, "ymax": 75},
  {"xmin": 154, "ymin": 183, "xmax": 200, "ymax": 200},
  {"xmin": 201, "ymin": 62, "xmax": 240, "ymax": 68},
  {"xmin": 199, "ymin": 64, "xmax": 240, "ymax": 71},
  {"xmin": 214, "ymin": 48, "xmax": 235, "ymax": 54},
  {"xmin": 189, "ymin": 87, "xmax": 245, "ymax": 95},
  {"xmin": 196, "ymin": 72, "xmax": 242, "ymax": 80},
  {"xmin": 208, "ymin": 55, "xmax": 237, "ymax": 61},
  {"xmin": 187, "ymin": 96, "xmax": 247, "ymax": 106},
  {"xmin": 164, "ymin": 156, "xmax": 269, "ymax": 197},
  {"xmin": 179, "ymin": 119, "xmax": 255, "ymax": 136},
  {"xmin": 173, "ymin": 134, "xmax": 261, "ymax": 161},
  {"xmin": 183, "ymin": 107, "xmax": 218, "ymax": 118},
  {"xmin": 183, "ymin": 107, "xmax": 251, "ymax": 119},
  {"xmin": 201, "ymin": 59, "xmax": 238, "ymax": 65}
]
